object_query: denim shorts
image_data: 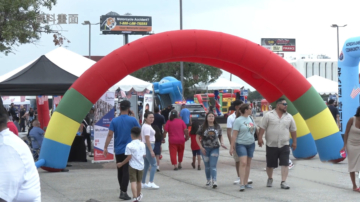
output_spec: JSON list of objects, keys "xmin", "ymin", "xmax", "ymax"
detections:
[
  {"xmin": 192, "ymin": 149, "xmax": 200, "ymax": 156},
  {"xmin": 236, "ymin": 143, "xmax": 255, "ymax": 158}
]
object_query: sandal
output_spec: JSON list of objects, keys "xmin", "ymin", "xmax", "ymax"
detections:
[{"xmin": 353, "ymin": 187, "xmax": 360, "ymax": 192}]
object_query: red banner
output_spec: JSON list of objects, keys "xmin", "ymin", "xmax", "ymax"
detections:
[{"xmin": 282, "ymin": 46, "xmax": 296, "ymax": 51}]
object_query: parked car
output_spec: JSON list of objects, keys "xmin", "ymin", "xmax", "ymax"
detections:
[{"xmin": 171, "ymin": 103, "xmax": 206, "ymax": 123}]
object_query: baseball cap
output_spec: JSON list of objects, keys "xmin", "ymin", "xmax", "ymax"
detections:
[{"xmin": 120, "ymin": 100, "xmax": 131, "ymax": 110}]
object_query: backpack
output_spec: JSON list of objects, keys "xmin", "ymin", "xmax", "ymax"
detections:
[{"xmin": 83, "ymin": 120, "xmax": 91, "ymax": 134}]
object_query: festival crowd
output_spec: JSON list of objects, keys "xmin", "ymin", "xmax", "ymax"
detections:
[{"xmin": 1, "ymin": 97, "xmax": 360, "ymax": 201}]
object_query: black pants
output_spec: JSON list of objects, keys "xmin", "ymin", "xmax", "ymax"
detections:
[
  {"xmin": 20, "ymin": 118, "xmax": 26, "ymax": 132},
  {"xmin": 84, "ymin": 133, "xmax": 92, "ymax": 153},
  {"xmin": 116, "ymin": 153, "xmax": 129, "ymax": 192}
]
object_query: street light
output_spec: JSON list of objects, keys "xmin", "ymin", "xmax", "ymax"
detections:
[
  {"xmin": 180, "ymin": 0, "xmax": 184, "ymax": 98},
  {"xmin": 331, "ymin": 24, "xmax": 347, "ymax": 58},
  {"xmin": 82, "ymin": 21, "xmax": 100, "ymax": 60}
]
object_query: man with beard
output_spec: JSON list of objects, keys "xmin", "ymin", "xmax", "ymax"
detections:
[{"xmin": 257, "ymin": 98, "xmax": 297, "ymax": 190}]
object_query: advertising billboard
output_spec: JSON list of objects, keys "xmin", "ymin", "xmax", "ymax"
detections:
[
  {"xmin": 100, "ymin": 15, "xmax": 152, "ymax": 35},
  {"xmin": 261, "ymin": 38, "xmax": 296, "ymax": 52}
]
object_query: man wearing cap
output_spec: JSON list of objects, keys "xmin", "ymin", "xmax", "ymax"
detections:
[
  {"xmin": 179, "ymin": 104, "xmax": 191, "ymax": 127},
  {"xmin": 104, "ymin": 100, "xmax": 140, "ymax": 200}
]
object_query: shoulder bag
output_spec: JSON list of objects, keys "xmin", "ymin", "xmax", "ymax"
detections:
[{"xmin": 249, "ymin": 116, "xmax": 258, "ymax": 141}]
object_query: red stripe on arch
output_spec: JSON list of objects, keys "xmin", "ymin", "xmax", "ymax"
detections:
[{"xmin": 71, "ymin": 30, "xmax": 310, "ymax": 103}]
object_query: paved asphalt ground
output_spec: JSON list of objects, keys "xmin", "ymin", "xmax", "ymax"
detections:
[{"xmin": 39, "ymin": 118, "xmax": 360, "ymax": 202}]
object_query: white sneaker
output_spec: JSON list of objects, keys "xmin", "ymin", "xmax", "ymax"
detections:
[
  {"xmin": 233, "ymin": 177, "xmax": 240, "ymax": 184},
  {"xmin": 289, "ymin": 162, "xmax": 294, "ymax": 170},
  {"xmin": 141, "ymin": 183, "xmax": 148, "ymax": 189},
  {"xmin": 248, "ymin": 179, "xmax": 253, "ymax": 184},
  {"xmin": 147, "ymin": 182, "xmax": 159, "ymax": 189},
  {"xmin": 137, "ymin": 192, "xmax": 143, "ymax": 201}
]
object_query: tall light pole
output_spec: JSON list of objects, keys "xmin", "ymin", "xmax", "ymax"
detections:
[
  {"xmin": 180, "ymin": 0, "xmax": 184, "ymax": 98},
  {"xmin": 82, "ymin": 21, "xmax": 100, "ymax": 60},
  {"xmin": 331, "ymin": 24, "xmax": 347, "ymax": 58}
]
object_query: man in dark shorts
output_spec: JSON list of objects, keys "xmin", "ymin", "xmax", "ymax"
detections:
[
  {"xmin": 258, "ymin": 98, "xmax": 297, "ymax": 189},
  {"xmin": 152, "ymin": 106, "xmax": 166, "ymax": 171}
]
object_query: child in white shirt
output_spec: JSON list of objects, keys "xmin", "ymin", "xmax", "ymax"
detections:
[{"xmin": 117, "ymin": 127, "xmax": 146, "ymax": 202}]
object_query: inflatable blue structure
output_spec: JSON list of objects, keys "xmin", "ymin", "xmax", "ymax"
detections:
[
  {"xmin": 153, "ymin": 76, "xmax": 183, "ymax": 108},
  {"xmin": 338, "ymin": 37, "xmax": 360, "ymax": 134}
]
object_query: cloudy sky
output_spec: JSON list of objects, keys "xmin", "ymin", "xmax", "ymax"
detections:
[{"xmin": 0, "ymin": 0, "xmax": 356, "ymax": 90}]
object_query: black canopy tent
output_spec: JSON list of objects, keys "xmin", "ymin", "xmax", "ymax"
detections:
[{"xmin": 0, "ymin": 55, "xmax": 78, "ymax": 96}]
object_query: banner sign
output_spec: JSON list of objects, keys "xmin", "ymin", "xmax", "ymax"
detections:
[
  {"xmin": 241, "ymin": 90, "xmax": 249, "ymax": 96},
  {"xmin": 141, "ymin": 94, "xmax": 153, "ymax": 123},
  {"xmin": 100, "ymin": 15, "xmax": 152, "ymax": 35},
  {"xmin": 261, "ymin": 38, "xmax": 296, "ymax": 52},
  {"xmin": 93, "ymin": 92, "xmax": 115, "ymax": 163}
]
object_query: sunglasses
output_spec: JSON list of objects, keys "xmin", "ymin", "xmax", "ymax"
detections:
[{"xmin": 281, "ymin": 103, "xmax": 288, "ymax": 106}]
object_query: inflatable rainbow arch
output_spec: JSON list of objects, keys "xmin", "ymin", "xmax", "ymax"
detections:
[{"xmin": 36, "ymin": 30, "xmax": 344, "ymax": 171}]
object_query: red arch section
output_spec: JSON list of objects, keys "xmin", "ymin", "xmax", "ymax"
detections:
[{"xmin": 71, "ymin": 30, "xmax": 310, "ymax": 103}]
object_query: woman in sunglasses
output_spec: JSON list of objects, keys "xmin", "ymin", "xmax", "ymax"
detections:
[{"xmin": 230, "ymin": 104, "xmax": 257, "ymax": 192}]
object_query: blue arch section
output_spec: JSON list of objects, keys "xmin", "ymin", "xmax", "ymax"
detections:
[{"xmin": 338, "ymin": 37, "xmax": 360, "ymax": 134}]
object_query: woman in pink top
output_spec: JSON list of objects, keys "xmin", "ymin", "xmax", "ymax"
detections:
[{"xmin": 164, "ymin": 110, "xmax": 189, "ymax": 170}]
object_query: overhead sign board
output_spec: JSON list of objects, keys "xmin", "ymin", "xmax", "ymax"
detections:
[
  {"xmin": 261, "ymin": 38, "xmax": 296, "ymax": 52},
  {"xmin": 100, "ymin": 15, "xmax": 152, "ymax": 35}
]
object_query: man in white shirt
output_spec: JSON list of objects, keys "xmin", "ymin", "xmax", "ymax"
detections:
[
  {"xmin": 227, "ymin": 100, "xmax": 253, "ymax": 185},
  {"xmin": 0, "ymin": 103, "xmax": 41, "ymax": 202}
]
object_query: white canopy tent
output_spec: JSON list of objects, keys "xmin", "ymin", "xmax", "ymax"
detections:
[
  {"xmin": 194, "ymin": 77, "xmax": 244, "ymax": 90},
  {"xmin": 0, "ymin": 47, "xmax": 152, "ymax": 93},
  {"xmin": 109, "ymin": 75, "xmax": 153, "ymax": 92},
  {"xmin": 307, "ymin": 75, "xmax": 338, "ymax": 95},
  {"xmin": 1, "ymin": 96, "xmax": 30, "ymax": 105}
]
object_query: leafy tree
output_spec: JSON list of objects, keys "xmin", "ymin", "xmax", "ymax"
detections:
[
  {"xmin": 0, "ymin": 0, "xmax": 69, "ymax": 55},
  {"xmin": 131, "ymin": 62, "xmax": 222, "ymax": 99},
  {"xmin": 247, "ymin": 89, "xmax": 263, "ymax": 102}
]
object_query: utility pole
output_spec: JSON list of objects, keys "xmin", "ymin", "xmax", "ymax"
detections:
[
  {"xmin": 82, "ymin": 21, "xmax": 100, "ymax": 60},
  {"xmin": 180, "ymin": 0, "xmax": 184, "ymax": 99},
  {"xmin": 331, "ymin": 24, "xmax": 347, "ymax": 58}
]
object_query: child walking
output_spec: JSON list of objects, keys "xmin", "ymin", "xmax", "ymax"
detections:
[
  {"xmin": 190, "ymin": 121, "xmax": 201, "ymax": 170},
  {"xmin": 117, "ymin": 127, "xmax": 146, "ymax": 202}
]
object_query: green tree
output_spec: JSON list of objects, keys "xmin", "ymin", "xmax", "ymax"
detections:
[
  {"xmin": 131, "ymin": 62, "xmax": 222, "ymax": 99},
  {"xmin": 247, "ymin": 89, "xmax": 263, "ymax": 102},
  {"xmin": 0, "ymin": 0, "xmax": 68, "ymax": 55}
]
